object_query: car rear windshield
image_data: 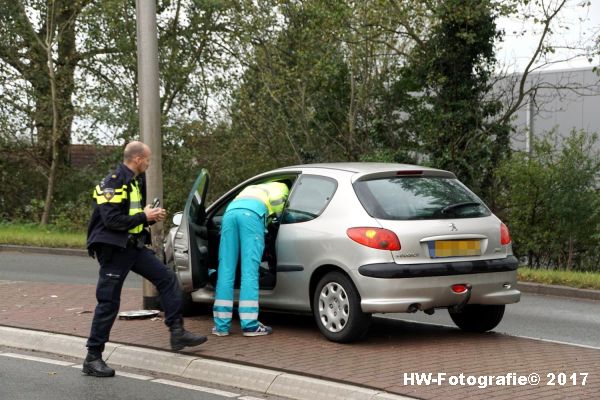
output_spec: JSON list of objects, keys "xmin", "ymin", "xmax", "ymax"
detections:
[{"xmin": 354, "ymin": 176, "xmax": 491, "ymax": 220}]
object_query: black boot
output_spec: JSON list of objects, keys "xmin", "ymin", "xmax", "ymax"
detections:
[
  {"xmin": 170, "ymin": 320, "xmax": 207, "ymax": 351},
  {"xmin": 82, "ymin": 349, "xmax": 115, "ymax": 377}
]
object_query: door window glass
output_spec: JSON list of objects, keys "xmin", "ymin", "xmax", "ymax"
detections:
[{"xmin": 281, "ymin": 175, "xmax": 337, "ymax": 224}]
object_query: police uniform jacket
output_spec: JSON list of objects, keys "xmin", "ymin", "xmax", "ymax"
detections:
[{"xmin": 87, "ymin": 163, "xmax": 150, "ymax": 251}]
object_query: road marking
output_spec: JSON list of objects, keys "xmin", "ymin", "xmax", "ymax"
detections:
[
  {"xmin": 152, "ymin": 379, "xmax": 239, "ymax": 397},
  {"xmin": 0, "ymin": 353, "xmax": 75, "ymax": 366},
  {"xmin": 238, "ymin": 397, "xmax": 267, "ymax": 400},
  {"xmin": 117, "ymin": 371, "xmax": 154, "ymax": 380},
  {"xmin": 72, "ymin": 365, "xmax": 154, "ymax": 381},
  {"xmin": 509, "ymin": 334, "xmax": 600, "ymax": 350}
]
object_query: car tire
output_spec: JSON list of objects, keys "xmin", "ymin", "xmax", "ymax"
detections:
[
  {"xmin": 313, "ymin": 272, "xmax": 371, "ymax": 343},
  {"xmin": 449, "ymin": 304, "xmax": 505, "ymax": 332}
]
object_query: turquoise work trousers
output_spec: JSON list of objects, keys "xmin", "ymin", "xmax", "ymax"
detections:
[{"xmin": 213, "ymin": 207, "xmax": 265, "ymax": 333}]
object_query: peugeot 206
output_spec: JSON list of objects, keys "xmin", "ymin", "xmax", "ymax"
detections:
[{"xmin": 164, "ymin": 163, "xmax": 520, "ymax": 342}]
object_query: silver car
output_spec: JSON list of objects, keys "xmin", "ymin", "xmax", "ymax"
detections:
[{"xmin": 165, "ymin": 163, "xmax": 520, "ymax": 342}]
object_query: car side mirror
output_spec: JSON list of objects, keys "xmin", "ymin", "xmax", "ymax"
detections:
[{"xmin": 172, "ymin": 212, "xmax": 183, "ymax": 226}]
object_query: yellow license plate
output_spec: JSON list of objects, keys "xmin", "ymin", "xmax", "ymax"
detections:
[{"xmin": 433, "ymin": 240, "xmax": 481, "ymax": 257}]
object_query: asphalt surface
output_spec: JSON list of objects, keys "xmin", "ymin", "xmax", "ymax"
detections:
[
  {"xmin": 386, "ymin": 293, "xmax": 600, "ymax": 348},
  {"xmin": 0, "ymin": 251, "xmax": 142, "ymax": 287}
]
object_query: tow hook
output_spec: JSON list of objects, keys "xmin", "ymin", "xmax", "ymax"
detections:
[{"xmin": 449, "ymin": 283, "xmax": 472, "ymax": 313}]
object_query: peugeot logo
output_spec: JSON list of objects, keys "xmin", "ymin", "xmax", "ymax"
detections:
[{"xmin": 449, "ymin": 223, "xmax": 458, "ymax": 231}]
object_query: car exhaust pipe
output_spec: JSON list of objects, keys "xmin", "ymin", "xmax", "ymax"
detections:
[{"xmin": 407, "ymin": 303, "xmax": 420, "ymax": 313}]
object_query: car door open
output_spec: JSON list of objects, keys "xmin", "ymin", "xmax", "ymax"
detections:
[{"xmin": 174, "ymin": 169, "xmax": 210, "ymax": 292}]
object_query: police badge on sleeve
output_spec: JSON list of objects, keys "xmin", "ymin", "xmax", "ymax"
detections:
[{"xmin": 103, "ymin": 187, "xmax": 115, "ymax": 200}]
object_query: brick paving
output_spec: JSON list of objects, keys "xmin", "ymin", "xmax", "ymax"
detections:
[{"xmin": 0, "ymin": 280, "xmax": 598, "ymax": 399}]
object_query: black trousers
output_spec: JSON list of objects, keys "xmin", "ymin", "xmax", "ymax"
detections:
[{"xmin": 86, "ymin": 244, "xmax": 182, "ymax": 350}]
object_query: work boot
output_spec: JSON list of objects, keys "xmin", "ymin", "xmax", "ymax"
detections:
[
  {"xmin": 170, "ymin": 320, "xmax": 208, "ymax": 351},
  {"xmin": 82, "ymin": 350, "xmax": 115, "ymax": 377}
]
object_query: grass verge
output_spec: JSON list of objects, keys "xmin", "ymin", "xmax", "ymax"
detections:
[
  {"xmin": 518, "ymin": 267, "xmax": 600, "ymax": 290},
  {"xmin": 0, "ymin": 223, "xmax": 85, "ymax": 249}
]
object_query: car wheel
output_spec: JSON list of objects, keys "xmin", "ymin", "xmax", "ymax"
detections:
[
  {"xmin": 449, "ymin": 304, "xmax": 505, "ymax": 332},
  {"xmin": 313, "ymin": 272, "xmax": 371, "ymax": 343}
]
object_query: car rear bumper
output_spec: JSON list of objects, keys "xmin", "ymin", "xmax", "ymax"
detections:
[
  {"xmin": 358, "ymin": 255, "xmax": 518, "ymax": 278},
  {"xmin": 354, "ymin": 259, "xmax": 520, "ymax": 313}
]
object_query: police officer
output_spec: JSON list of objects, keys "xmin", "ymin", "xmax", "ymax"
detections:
[
  {"xmin": 83, "ymin": 141, "xmax": 207, "ymax": 377},
  {"xmin": 212, "ymin": 182, "xmax": 289, "ymax": 337}
]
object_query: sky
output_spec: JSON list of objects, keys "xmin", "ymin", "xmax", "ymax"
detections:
[{"xmin": 495, "ymin": 0, "xmax": 600, "ymax": 72}]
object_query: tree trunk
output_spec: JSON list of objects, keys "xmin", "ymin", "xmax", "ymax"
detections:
[
  {"xmin": 40, "ymin": 26, "xmax": 61, "ymax": 226},
  {"xmin": 566, "ymin": 235, "xmax": 574, "ymax": 271},
  {"xmin": 38, "ymin": 1, "xmax": 78, "ymax": 224},
  {"xmin": 40, "ymin": 0, "xmax": 77, "ymax": 225}
]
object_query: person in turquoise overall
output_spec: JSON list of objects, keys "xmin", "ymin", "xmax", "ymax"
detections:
[{"xmin": 212, "ymin": 182, "xmax": 289, "ymax": 336}]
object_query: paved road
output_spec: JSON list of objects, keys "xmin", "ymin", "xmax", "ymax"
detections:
[
  {"xmin": 1, "ymin": 251, "xmax": 598, "ymax": 348},
  {"xmin": 0, "ymin": 251, "xmax": 142, "ymax": 287},
  {"xmin": 383, "ymin": 293, "xmax": 600, "ymax": 348},
  {"xmin": 0, "ymin": 347, "xmax": 279, "ymax": 400}
]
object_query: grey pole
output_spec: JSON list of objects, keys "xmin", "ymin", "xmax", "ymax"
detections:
[
  {"xmin": 136, "ymin": 0, "xmax": 162, "ymax": 309},
  {"xmin": 526, "ymin": 93, "xmax": 535, "ymax": 157}
]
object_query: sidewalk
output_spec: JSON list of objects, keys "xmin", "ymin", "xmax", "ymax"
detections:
[{"xmin": 0, "ymin": 280, "xmax": 598, "ymax": 400}]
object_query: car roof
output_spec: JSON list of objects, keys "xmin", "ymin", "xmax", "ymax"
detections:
[{"xmin": 272, "ymin": 162, "xmax": 449, "ymax": 175}]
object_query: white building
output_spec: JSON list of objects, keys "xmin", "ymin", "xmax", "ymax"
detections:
[{"xmin": 508, "ymin": 67, "xmax": 600, "ymax": 153}]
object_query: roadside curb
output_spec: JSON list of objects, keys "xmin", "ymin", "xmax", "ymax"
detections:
[
  {"xmin": 517, "ymin": 281, "xmax": 600, "ymax": 301},
  {"xmin": 2, "ymin": 244, "xmax": 599, "ymax": 301},
  {"xmin": 0, "ymin": 244, "xmax": 88, "ymax": 257},
  {"xmin": 0, "ymin": 326, "xmax": 412, "ymax": 400}
]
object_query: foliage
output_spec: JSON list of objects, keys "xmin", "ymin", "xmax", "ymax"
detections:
[
  {"xmin": 224, "ymin": 0, "xmax": 352, "ymax": 168},
  {"xmin": 497, "ymin": 130, "xmax": 600, "ymax": 271},
  {"xmin": 395, "ymin": 0, "xmax": 513, "ymax": 203},
  {"xmin": 0, "ymin": 0, "xmax": 257, "ymax": 224},
  {"xmin": 1, "ymin": 0, "xmax": 597, "ymax": 260},
  {"xmin": 0, "ymin": 143, "xmax": 120, "ymax": 229},
  {"xmin": 75, "ymin": 0, "xmax": 252, "ymax": 143},
  {"xmin": 518, "ymin": 267, "xmax": 600, "ymax": 290}
]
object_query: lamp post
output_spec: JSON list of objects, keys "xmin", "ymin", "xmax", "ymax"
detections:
[{"xmin": 136, "ymin": 0, "xmax": 162, "ymax": 309}]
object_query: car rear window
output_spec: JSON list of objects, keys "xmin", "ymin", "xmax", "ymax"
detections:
[{"xmin": 354, "ymin": 176, "xmax": 491, "ymax": 220}]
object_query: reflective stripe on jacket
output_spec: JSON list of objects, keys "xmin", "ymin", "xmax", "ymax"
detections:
[
  {"xmin": 87, "ymin": 163, "xmax": 149, "ymax": 250},
  {"xmin": 234, "ymin": 182, "xmax": 289, "ymax": 218},
  {"xmin": 128, "ymin": 180, "xmax": 144, "ymax": 234}
]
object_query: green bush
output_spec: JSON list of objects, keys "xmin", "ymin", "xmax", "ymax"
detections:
[
  {"xmin": 0, "ymin": 145, "xmax": 120, "ymax": 228},
  {"xmin": 497, "ymin": 130, "xmax": 600, "ymax": 271}
]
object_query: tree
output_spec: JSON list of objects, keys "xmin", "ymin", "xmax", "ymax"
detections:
[
  {"xmin": 497, "ymin": 130, "xmax": 600, "ymax": 270},
  {"xmin": 0, "ymin": 0, "xmax": 252, "ymax": 223},
  {"xmin": 0, "ymin": 0, "xmax": 93, "ymax": 224},
  {"xmin": 226, "ymin": 0, "xmax": 353, "ymax": 168},
  {"xmin": 223, "ymin": 0, "xmax": 425, "ymax": 172},
  {"xmin": 390, "ymin": 0, "xmax": 512, "ymax": 202}
]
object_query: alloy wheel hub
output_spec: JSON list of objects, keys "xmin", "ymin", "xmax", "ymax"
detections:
[{"xmin": 318, "ymin": 282, "xmax": 350, "ymax": 333}]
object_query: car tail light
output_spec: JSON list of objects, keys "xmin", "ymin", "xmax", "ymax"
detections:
[
  {"xmin": 346, "ymin": 227, "xmax": 401, "ymax": 251},
  {"xmin": 451, "ymin": 284, "xmax": 469, "ymax": 294},
  {"xmin": 500, "ymin": 222, "xmax": 511, "ymax": 245}
]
